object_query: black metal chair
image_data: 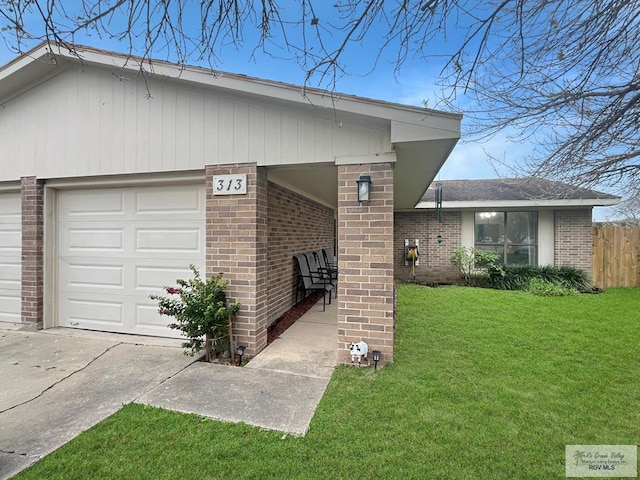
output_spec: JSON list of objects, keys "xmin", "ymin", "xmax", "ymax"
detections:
[
  {"xmin": 314, "ymin": 251, "xmax": 338, "ymax": 297},
  {"xmin": 322, "ymin": 248, "xmax": 337, "ymax": 270},
  {"xmin": 293, "ymin": 253, "xmax": 334, "ymax": 311}
]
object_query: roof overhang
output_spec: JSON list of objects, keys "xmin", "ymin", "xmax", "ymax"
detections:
[
  {"xmin": 1, "ymin": 43, "xmax": 462, "ymax": 210},
  {"xmin": 415, "ymin": 198, "xmax": 621, "ymax": 209}
]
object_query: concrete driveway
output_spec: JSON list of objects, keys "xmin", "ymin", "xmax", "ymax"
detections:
[
  {"xmin": 0, "ymin": 327, "xmax": 194, "ymax": 480},
  {"xmin": 0, "ymin": 301, "xmax": 336, "ymax": 479}
]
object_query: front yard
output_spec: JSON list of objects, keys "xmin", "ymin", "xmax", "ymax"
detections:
[{"xmin": 16, "ymin": 286, "xmax": 640, "ymax": 479}]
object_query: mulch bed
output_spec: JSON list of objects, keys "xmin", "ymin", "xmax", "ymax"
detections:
[{"xmin": 267, "ymin": 291, "xmax": 324, "ymax": 344}]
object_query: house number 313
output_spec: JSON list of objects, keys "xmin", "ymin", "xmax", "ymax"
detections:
[{"xmin": 212, "ymin": 174, "xmax": 247, "ymax": 195}]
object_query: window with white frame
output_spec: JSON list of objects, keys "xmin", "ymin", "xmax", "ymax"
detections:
[{"xmin": 474, "ymin": 212, "xmax": 538, "ymax": 265}]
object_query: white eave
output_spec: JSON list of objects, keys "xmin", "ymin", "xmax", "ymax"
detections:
[{"xmin": 415, "ymin": 198, "xmax": 621, "ymax": 209}]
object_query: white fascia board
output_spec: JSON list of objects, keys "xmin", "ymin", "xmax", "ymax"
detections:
[
  {"xmin": 335, "ymin": 152, "xmax": 397, "ymax": 165},
  {"xmin": 415, "ymin": 198, "xmax": 620, "ymax": 209},
  {"xmin": 391, "ymin": 119, "xmax": 461, "ymax": 143},
  {"xmin": 0, "ymin": 44, "xmax": 55, "ymax": 81}
]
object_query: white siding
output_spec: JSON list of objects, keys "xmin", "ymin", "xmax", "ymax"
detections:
[
  {"xmin": 0, "ymin": 66, "xmax": 390, "ymax": 181},
  {"xmin": 0, "ymin": 192, "xmax": 21, "ymax": 322}
]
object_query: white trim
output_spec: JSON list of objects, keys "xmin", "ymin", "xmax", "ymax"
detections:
[
  {"xmin": 43, "ymin": 187, "xmax": 58, "ymax": 330},
  {"xmin": 538, "ymin": 210, "xmax": 554, "ymax": 266},
  {"xmin": 335, "ymin": 152, "xmax": 397, "ymax": 165},
  {"xmin": 0, "ymin": 45, "xmax": 55, "ymax": 80},
  {"xmin": 416, "ymin": 198, "xmax": 619, "ymax": 209},
  {"xmin": 45, "ymin": 170, "xmax": 205, "ymax": 190},
  {"xmin": 0, "ymin": 181, "xmax": 21, "ymax": 193},
  {"xmin": 460, "ymin": 211, "xmax": 474, "ymax": 249}
]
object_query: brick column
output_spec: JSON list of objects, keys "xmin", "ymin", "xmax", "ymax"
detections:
[
  {"xmin": 554, "ymin": 208, "xmax": 593, "ymax": 277},
  {"xmin": 205, "ymin": 164, "xmax": 269, "ymax": 356},
  {"xmin": 337, "ymin": 163, "xmax": 395, "ymax": 366},
  {"xmin": 21, "ymin": 176, "xmax": 44, "ymax": 328}
]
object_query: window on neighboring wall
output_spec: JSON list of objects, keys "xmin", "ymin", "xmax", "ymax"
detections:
[{"xmin": 474, "ymin": 212, "xmax": 538, "ymax": 265}]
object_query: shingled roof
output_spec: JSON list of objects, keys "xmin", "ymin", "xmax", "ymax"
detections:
[{"xmin": 417, "ymin": 178, "xmax": 619, "ymax": 208}]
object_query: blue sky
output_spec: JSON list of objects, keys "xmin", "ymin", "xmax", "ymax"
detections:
[{"xmin": 0, "ymin": 5, "xmax": 618, "ymax": 219}]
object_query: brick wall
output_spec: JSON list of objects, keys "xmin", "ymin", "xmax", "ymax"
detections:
[
  {"xmin": 267, "ymin": 182, "xmax": 335, "ymax": 323},
  {"xmin": 21, "ymin": 176, "xmax": 44, "ymax": 328},
  {"xmin": 394, "ymin": 210, "xmax": 461, "ymax": 282},
  {"xmin": 337, "ymin": 163, "xmax": 395, "ymax": 366},
  {"xmin": 554, "ymin": 208, "xmax": 593, "ymax": 277},
  {"xmin": 205, "ymin": 164, "xmax": 269, "ymax": 356}
]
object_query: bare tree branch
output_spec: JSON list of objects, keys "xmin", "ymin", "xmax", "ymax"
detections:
[{"xmin": 0, "ymin": 0, "xmax": 638, "ymax": 200}]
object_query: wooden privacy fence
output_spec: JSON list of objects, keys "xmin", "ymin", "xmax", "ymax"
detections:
[{"xmin": 592, "ymin": 225, "xmax": 640, "ymax": 288}]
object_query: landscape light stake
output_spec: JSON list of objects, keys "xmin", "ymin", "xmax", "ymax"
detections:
[
  {"xmin": 236, "ymin": 345, "xmax": 246, "ymax": 366},
  {"xmin": 372, "ymin": 350, "xmax": 381, "ymax": 371}
]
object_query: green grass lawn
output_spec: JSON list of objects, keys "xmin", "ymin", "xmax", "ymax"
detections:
[{"xmin": 16, "ymin": 286, "xmax": 640, "ymax": 479}]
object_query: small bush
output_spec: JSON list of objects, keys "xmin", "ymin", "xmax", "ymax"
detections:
[
  {"xmin": 450, "ymin": 247, "xmax": 504, "ymax": 285},
  {"xmin": 485, "ymin": 265, "xmax": 590, "ymax": 291},
  {"xmin": 524, "ymin": 278, "xmax": 578, "ymax": 297},
  {"xmin": 149, "ymin": 265, "xmax": 241, "ymax": 362}
]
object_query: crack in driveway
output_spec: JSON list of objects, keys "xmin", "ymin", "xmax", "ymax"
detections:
[{"xmin": 0, "ymin": 342, "xmax": 123, "ymax": 415}]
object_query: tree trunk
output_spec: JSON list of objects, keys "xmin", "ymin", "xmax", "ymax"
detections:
[{"xmin": 205, "ymin": 333, "xmax": 213, "ymax": 362}]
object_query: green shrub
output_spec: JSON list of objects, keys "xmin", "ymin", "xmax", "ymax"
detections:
[
  {"xmin": 450, "ymin": 247, "xmax": 504, "ymax": 285},
  {"xmin": 524, "ymin": 278, "xmax": 578, "ymax": 296},
  {"xmin": 150, "ymin": 265, "xmax": 241, "ymax": 362},
  {"xmin": 485, "ymin": 265, "xmax": 589, "ymax": 291}
]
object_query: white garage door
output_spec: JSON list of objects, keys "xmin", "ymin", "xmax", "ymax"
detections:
[
  {"xmin": 0, "ymin": 192, "xmax": 21, "ymax": 323},
  {"xmin": 58, "ymin": 184, "xmax": 205, "ymax": 337}
]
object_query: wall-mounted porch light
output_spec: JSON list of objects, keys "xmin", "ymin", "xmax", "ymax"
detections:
[
  {"xmin": 356, "ymin": 175, "xmax": 372, "ymax": 203},
  {"xmin": 372, "ymin": 350, "xmax": 381, "ymax": 371},
  {"xmin": 236, "ymin": 345, "xmax": 246, "ymax": 366}
]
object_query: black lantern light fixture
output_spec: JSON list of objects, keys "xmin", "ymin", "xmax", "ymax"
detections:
[
  {"xmin": 236, "ymin": 345, "xmax": 246, "ymax": 366},
  {"xmin": 356, "ymin": 175, "xmax": 372, "ymax": 203},
  {"xmin": 372, "ymin": 350, "xmax": 381, "ymax": 371}
]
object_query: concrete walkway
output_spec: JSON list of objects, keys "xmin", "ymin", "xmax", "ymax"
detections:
[
  {"xmin": 138, "ymin": 300, "xmax": 337, "ymax": 434},
  {"xmin": 0, "ymin": 299, "xmax": 336, "ymax": 479}
]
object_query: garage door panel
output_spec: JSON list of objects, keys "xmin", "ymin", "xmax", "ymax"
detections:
[
  {"xmin": 0, "ymin": 230, "xmax": 21, "ymax": 253},
  {"xmin": 58, "ymin": 184, "xmax": 204, "ymax": 338},
  {"xmin": 0, "ymin": 259, "xmax": 20, "ymax": 283},
  {"xmin": 0, "ymin": 192, "xmax": 21, "ymax": 323},
  {"xmin": 58, "ymin": 190, "xmax": 125, "ymax": 218},
  {"xmin": 136, "ymin": 228, "xmax": 202, "ymax": 253},
  {"xmin": 136, "ymin": 186, "xmax": 204, "ymax": 217},
  {"xmin": 0, "ymin": 194, "xmax": 21, "ymax": 222},
  {"xmin": 62, "ymin": 295, "xmax": 125, "ymax": 326},
  {"xmin": 0, "ymin": 293, "xmax": 20, "ymax": 322},
  {"xmin": 135, "ymin": 303, "xmax": 176, "ymax": 334},
  {"xmin": 60, "ymin": 262, "xmax": 125, "ymax": 290},
  {"xmin": 60, "ymin": 227, "xmax": 125, "ymax": 252},
  {"xmin": 135, "ymin": 264, "xmax": 199, "ymax": 292}
]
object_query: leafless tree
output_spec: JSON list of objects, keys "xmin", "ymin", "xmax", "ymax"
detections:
[
  {"xmin": 1, "ymin": 1, "xmax": 638, "ymax": 198},
  {"xmin": 610, "ymin": 193, "xmax": 640, "ymax": 224}
]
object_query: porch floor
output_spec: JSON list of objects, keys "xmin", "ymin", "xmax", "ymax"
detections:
[{"xmin": 248, "ymin": 298, "xmax": 337, "ymax": 379}]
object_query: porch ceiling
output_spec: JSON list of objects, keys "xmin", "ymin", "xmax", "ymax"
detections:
[
  {"xmin": 268, "ymin": 164, "xmax": 338, "ymax": 209},
  {"xmin": 394, "ymin": 138, "xmax": 459, "ymax": 210},
  {"xmin": 267, "ymin": 136, "xmax": 459, "ymax": 211}
]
